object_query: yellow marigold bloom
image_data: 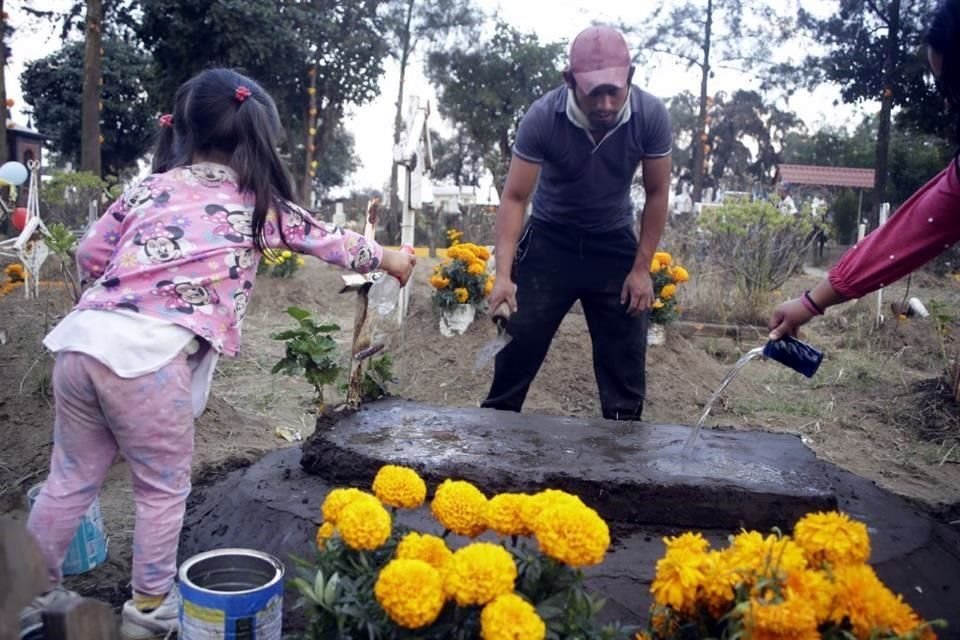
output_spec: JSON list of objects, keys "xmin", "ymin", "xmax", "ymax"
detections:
[
  {"xmin": 454, "ymin": 287, "xmax": 470, "ymax": 303},
  {"xmin": 651, "ymin": 548, "xmax": 706, "ymax": 614},
  {"xmin": 654, "ymin": 251, "xmax": 672, "ymax": 267},
  {"xmin": 480, "ymin": 593, "xmax": 546, "ymax": 640},
  {"xmin": 395, "ymin": 532, "xmax": 452, "ymax": 570},
  {"xmin": 338, "ymin": 498, "xmax": 391, "ymax": 551},
  {"xmin": 660, "ymin": 283, "xmax": 678, "ymax": 300},
  {"xmin": 430, "ymin": 275, "xmax": 451, "ymax": 289},
  {"xmin": 315, "ymin": 521, "xmax": 336, "ymax": 550},
  {"xmin": 484, "ymin": 278, "xmax": 494, "ymax": 297},
  {"xmin": 282, "ymin": 249, "xmax": 293, "ymax": 258},
  {"xmin": 372, "ymin": 464, "xmax": 427, "ymax": 509},
  {"xmin": 652, "ymin": 298, "xmax": 665, "ymax": 310},
  {"xmin": 831, "ymin": 564, "xmax": 931, "ymax": 638},
  {"xmin": 474, "ymin": 245, "xmax": 492, "ymax": 261},
  {"xmin": 442, "ymin": 542, "xmax": 517, "ymax": 606},
  {"xmin": 534, "ymin": 503, "xmax": 610, "ymax": 568},
  {"xmin": 5, "ymin": 263, "xmax": 24, "ymax": 282},
  {"xmin": 726, "ymin": 531, "xmax": 807, "ymax": 581},
  {"xmin": 650, "ymin": 258, "xmax": 661, "ymax": 273},
  {"xmin": 296, "ymin": 256, "xmax": 305, "ymax": 267},
  {"xmin": 468, "ymin": 262, "xmax": 486, "ymax": 276},
  {"xmin": 519, "ymin": 489, "xmax": 585, "ymax": 532},
  {"xmin": 486, "ymin": 493, "xmax": 534, "ymax": 537},
  {"xmin": 697, "ymin": 551, "xmax": 739, "ymax": 617},
  {"xmin": 784, "ymin": 569, "xmax": 833, "ymax": 624},
  {"xmin": 374, "ymin": 559, "xmax": 445, "ymax": 629},
  {"xmin": 743, "ymin": 597, "xmax": 819, "ymax": 640},
  {"xmin": 663, "ymin": 532, "xmax": 710, "ymax": 555},
  {"xmin": 672, "ymin": 266, "xmax": 690, "ymax": 283},
  {"xmin": 431, "ymin": 479, "xmax": 489, "ymax": 537},
  {"xmin": 793, "ymin": 511, "xmax": 870, "ymax": 568},
  {"xmin": 321, "ymin": 488, "xmax": 378, "ymax": 524}
]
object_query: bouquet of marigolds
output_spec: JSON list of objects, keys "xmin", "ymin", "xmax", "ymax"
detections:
[
  {"xmin": 258, "ymin": 249, "xmax": 305, "ymax": 278},
  {"xmin": 0, "ymin": 263, "xmax": 25, "ymax": 297},
  {"xmin": 643, "ymin": 511, "xmax": 944, "ymax": 640},
  {"xmin": 292, "ymin": 464, "xmax": 637, "ymax": 640},
  {"xmin": 429, "ymin": 242, "xmax": 494, "ymax": 312},
  {"xmin": 649, "ymin": 251, "xmax": 689, "ymax": 325}
]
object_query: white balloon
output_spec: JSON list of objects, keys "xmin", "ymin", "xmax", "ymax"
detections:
[{"xmin": 0, "ymin": 162, "xmax": 28, "ymax": 186}]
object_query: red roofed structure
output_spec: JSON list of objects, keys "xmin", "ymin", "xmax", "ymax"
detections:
[{"xmin": 775, "ymin": 164, "xmax": 875, "ymax": 189}]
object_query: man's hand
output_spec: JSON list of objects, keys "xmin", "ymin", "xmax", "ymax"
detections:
[
  {"xmin": 621, "ymin": 268, "xmax": 654, "ymax": 316},
  {"xmin": 488, "ymin": 277, "xmax": 518, "ymax": 314}
]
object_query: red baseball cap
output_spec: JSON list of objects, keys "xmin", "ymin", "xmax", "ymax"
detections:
[{"xmin": 569, "ymin": 26, "xmax": 632, "ymax": 94}]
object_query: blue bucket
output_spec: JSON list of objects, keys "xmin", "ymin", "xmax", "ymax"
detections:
[
  {"xmin": 27, "ymin": 483, "xmax": 108, "ymax": 575},
  {"xmin": 179, "ymin": 548, "xmax": 284, "ymax": 640}
]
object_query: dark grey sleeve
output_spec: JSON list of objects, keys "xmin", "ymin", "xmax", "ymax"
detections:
[
  {"xmin": 512, "ymin": 102, "xmax": 548, "ymax": 164},
  {"xmin": 642, "ymin": 95, "xmax": 672, "ymax": 158}
]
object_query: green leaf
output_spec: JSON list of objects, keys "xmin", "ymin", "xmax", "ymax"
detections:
[
  {"xmin": 323, "ymin": 573, "xmax": 340, "ymax": 606},
  {"xmin": 287, "ymin": 306, "xmax": 311, "ymax": 321},
  {"xmin": 271, "ymin": 329, "xmax": 304, "ymax": 341},
  {"xmin": 313, "ymin": 569, "xmax": 326, "ymax": 600}
]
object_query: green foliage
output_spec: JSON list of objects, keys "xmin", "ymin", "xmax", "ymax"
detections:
[
  {"xmin": 361, "ymin": 355, "xmax": 396, "ymax": 402},
  {"xmin": 21, "ymin": 37, "xmax": 153, "ymax": 178},
  {"xmin": 39, "ymin": 171, "xmax": 111, "ymax": 228},
  {"xmin": 44, "ymin": 222, "xmax": 81, "ymax": 303},
  {"xmin": 294, "ymin": 530, "xmax": 637, "ymax": 640},
  {"xmin": 431, "ymin": 127, "xmax": 485, "ymax": 187},
  {"xmin": 271, "ymin": 307, "xmax": 343, "ymax": 409},
  {"xmin": 427, "ymin": 21, "xmax": 564, "ymax": 188},
  {"xmin": 700, "ymin": 198, "xmax": 814, "ymax": 315},
  {"xmin": 258, "ymin": 251, "xmax": 304, "ymax": 279}
]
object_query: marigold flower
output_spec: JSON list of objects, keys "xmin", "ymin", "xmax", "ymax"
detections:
[
  {"xmin": 442, "ymin": 542, "xmax": 517, "ymax": 606},
  {"xmin": 533, "ymin": 502, "xmax": 609, "ymax": 568},
  {"xmin": 660, "ymin": 283, "xmax": 678, "ymax": 300},
  {"xmin": 652, "ymin": 298, "xmax": 665, "ymax": 310},
  {"xmin": 315, "ymin": 521, "xmax": 336, "ymax": 550},
  {"xmin": 519, "ymin": 489, "xmax": 585, "ymax": 532},
  {"xmin": 486, "ymin": 493, "xmax": 534, "ymax": 537},
  {"xmin": 468, "ymin": 262, "xmax": 486, "ymax": 276},
  {"xmin": 725, "ymin": 531, "xmax": 807, "ymax": 582},
  {"xmin": 651, "ymin": 548, "xmax": 706, "ymax": 614},
  {"xmin": 338, "ymin": 498, "xmax": 391, "ymax": 551},
  {"xmin": 654, "ymin": 251, "xmax": 672, "ymax": 267},
  {"xmin": 321, "ymin": 488, "xmax": 378, "ymax": 524},
  {"xmin": 831, "ymin": 564, "xmax": 931, "ymax": 637},
  {"xmin": 784, "ymin": 569, "xmax": 833, "ymax": 624},
  {"xmin": 454, "ymin": 287, "xmax": 469, "ymax": 303},
  {"xmin": 793, "ymin": 511, "xmax": 870, "ymax": 568},
  {"xmin": 484, "ymin": 278, "xmax": 494, "ymax": 297},
  {"xmin": 672, "ymin": 266, "xmax": 690, "ymax": 283},
  {"xmin": 743, "ymin": 596, "xmax": 819, "ymax": 640},
  {"xmin": 372, "ymin": 464, "xmax": 427, "ymax": 509},
  {"xmin": 650, "ymin": 258, "xmax": 661, "ymax": 273},
  {"xmin": 699, "ymin": 550, "xmax": 739, "ymax": 617},
  {"xmin": 395, "ymin": 532, "xmax": 452, "ymax": 570},
  {"xmin": 374, "ymin": 559, "xmax": 445, "ymax": 629},
  {"xmin": 282, "ymin": 249, "xmax": 293, "ymax": 258},
  {"xmin": 430, "ymin": 275, "xmax": 450, "ymax": 289},
  {"xmin": 663, "ymin": 532, "xmax": 710, "ymax": 555},
  {"xmin": 431, "ymin": 479, "xmax": 488, "ymax": 537},
  {"xmin": 480, "ymin": 593, "xmax": 546, "ymax": 640}
]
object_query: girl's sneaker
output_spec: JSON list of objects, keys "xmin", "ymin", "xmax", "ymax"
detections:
[{"xmin": 119, "ymin": 586, "xmax": 180, "ymax": 639}]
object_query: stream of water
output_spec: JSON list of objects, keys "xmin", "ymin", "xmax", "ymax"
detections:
[{"xmin": 680, "ymin": 346, "xmax": 766, "ymax": 457}]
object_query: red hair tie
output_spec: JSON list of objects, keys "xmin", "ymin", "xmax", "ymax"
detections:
[
  {"xmin": 234, "ymin": 86, "xmax": 252, "ymax": 103},
  {"xmin": 158, "ymin": 114, "xmax": 173, "ymax": 128}
]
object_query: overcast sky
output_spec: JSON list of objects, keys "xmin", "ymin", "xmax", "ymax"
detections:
[{"xmin": 5, "ymin": 0, "xmax": 871, "ymax": 191}]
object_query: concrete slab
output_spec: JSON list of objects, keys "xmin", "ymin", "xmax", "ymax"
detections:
[
  {"xmin": 180, "ymin": 445, "xmax": 960, "ymax": 636},
  {"xmin": 300, "ymin": 399, "xmax": 836, "ymax": 530}
]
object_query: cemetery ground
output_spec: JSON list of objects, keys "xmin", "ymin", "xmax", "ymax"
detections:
[{"xmin": 1, "ymin": 255, "xmax": 959, "ymax": 618}]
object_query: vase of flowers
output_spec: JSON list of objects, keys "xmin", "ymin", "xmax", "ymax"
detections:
[
  {"xmin": 648, "ymin": 251, "xmax": 690, "ymax": 346},
  {"xmin": 430, "ymin": 242, "xmax": 494, "ymax": 337}
]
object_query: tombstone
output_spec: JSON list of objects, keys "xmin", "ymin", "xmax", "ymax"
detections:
[{"xmin": 332, "ymin": 202, "xmax": 347, "ymax": 227}]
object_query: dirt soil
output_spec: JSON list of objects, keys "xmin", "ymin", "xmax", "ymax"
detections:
[{"xmin": 2, "ymin": 255, "xmax": 959, "ymax": 608}]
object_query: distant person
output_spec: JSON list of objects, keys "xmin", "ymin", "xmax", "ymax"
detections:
[
  {"xmin": 769, "ymin": 0, "xmax": 959, "ymax": 339},
  {"xmin": 483, "ymin": 25, "xmax": 672, "ymax": 420},
  {"xmin": 19, "ymin": 68, "xmax": 415, "ymax": 640}
]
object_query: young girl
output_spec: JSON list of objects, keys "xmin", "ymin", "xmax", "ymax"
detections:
[
  {"xmin": 21, "ymin": 68, "xmax": 415, "ymax": 639},
  {"xmin": 769, "ymin": 0, "xmax": 960, "ymax": 338}
]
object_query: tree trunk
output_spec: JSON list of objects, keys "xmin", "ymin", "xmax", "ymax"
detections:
[
  {"xmin": 692, "ymin": 0, "xmax": 713, "ymax": 204},
  {"xmin": 301, "ymin": 65, "xmax": 318, "ymax": 204},
  {"xmin": 387, "ymin": 0, "xmax": 416, "ymax": 245},
  {"xmin": 0, "ymin": 0, "xmax": 8, "ymax": 166},
  {"xmin": 80, "ymin": 0, "xmax": 103, "ymax": 177},
  {"xmin": 872, "ymin": 0, "xmax": 900, "ymax": 228}
]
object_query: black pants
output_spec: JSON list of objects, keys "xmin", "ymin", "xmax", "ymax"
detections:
[{"xmin": 482, "ymin": 219, "xmax": 649, "ymax": 420}]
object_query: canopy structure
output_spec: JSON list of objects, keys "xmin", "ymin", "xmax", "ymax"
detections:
[{"xmin": 775, "ymin": 164, "xmax": 875, "ymax": 223}]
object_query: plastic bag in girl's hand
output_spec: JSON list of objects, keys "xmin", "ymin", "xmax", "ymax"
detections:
[{"xmin": 762, "ymin": 335, "xmax": 823, "ymax": 378}]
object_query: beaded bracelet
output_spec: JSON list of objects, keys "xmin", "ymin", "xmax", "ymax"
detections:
[{"xmin": 802, "ymin": 290, "xmax": 825, "ymax": 316}]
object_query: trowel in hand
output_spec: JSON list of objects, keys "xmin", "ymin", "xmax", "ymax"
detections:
[{"xmin": 474, "ymin": 303, "xmax": 512, "ymax": 371}]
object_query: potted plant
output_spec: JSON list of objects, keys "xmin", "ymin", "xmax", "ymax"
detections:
[
  {"xmin": 430, "ymin": 242, "xmax": 494, "ymax": 337},
  {"xmin": 648, "ymin": 251, "xmax": 690, "ymax": 346}
]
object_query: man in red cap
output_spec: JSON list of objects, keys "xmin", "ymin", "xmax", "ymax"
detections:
[{"xmin": 483, "ymin": 25, "xmax": 672, "ymax": 420}]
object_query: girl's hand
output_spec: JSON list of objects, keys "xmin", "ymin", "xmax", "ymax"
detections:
[
  {"xmin": 768, "ymin": 298, "xmax": 815, "ymax": 340},
  {"xmin": 381, "ymin": 249, "xmax": 416, "ymax": 287}
]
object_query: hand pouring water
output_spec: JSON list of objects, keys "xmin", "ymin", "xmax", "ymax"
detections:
[{"xmin": 474, "ymin": 302, "xmax": 512, "ymax": 371}]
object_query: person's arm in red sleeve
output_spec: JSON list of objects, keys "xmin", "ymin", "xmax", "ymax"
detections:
[{"xmin": 769, "ymin": 161, "xmax": 960, "ymax": 339}]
